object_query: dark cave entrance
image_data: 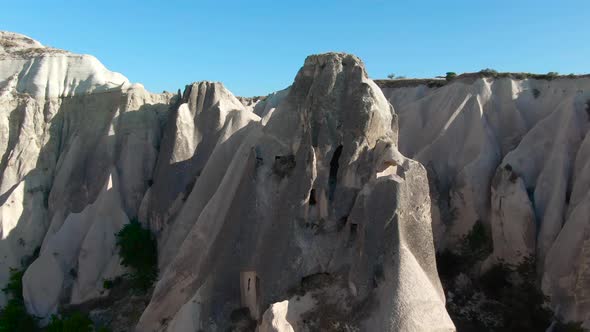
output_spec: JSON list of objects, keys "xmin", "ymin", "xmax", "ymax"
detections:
[{"xmin": 328, "ymin": 145, "xmax": 343, "ymax": 201}]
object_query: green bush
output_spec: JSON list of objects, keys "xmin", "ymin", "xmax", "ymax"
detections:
[
  {"xmin": 0, "ymin": 269, "xmax": 38, "ymax": 332},
  {"xmin": 102, "ymin": 279, "xmax": 114, "ymax": 290},
  {"xmin": 102, "ymin": 276, "xmax": 123, "ymax": 291},
  {"xmin": 479, "ymin": 262, "xmax": 511, "ymax": 299},
  {"xmin": 0, "ymin": 264, "xmax": 109, "ymax": 332},
  {"xmin": 0, "ymin": 299, "xmax": 38, "ymax": 332},
  {"xmin": 468, "ymin": 257, "xmax": 554, "ymax": 331},
  {"xmin": 427, "ymin": 80, "xmax": 446, "ymax": 88},
  {"xmin": 45, "ymin": 312, "xmax": 93, "ymax": 332},
  {"xmin": 480, "ymin": 68, "xmax": 499, "ymax": 77},
  {"xmin": 436, "ymin": 223, "xmax": 558, "ymax": 330},
  {"xmin": 96, "ymin": 327, "xmax": 112, "ymax": 332},
  {"xmin": 435, "ymin": 250, "xmax": 464, "ymax": 281},
  {"xmin": 465, "ymin": 220, "xmax": 493, "ymax": 259},
  {"xmin": 436, "ymin": 220, "xmax": 493, "ymax": 281},
  {"xmin": 445, "ymin": 72, "xmax": 457, "ymax": 81},
  {"xmin": 115, "ymin": 219, "xmax": 158, "ymax": 292},
  {"xmin": 43, "ymin": 311, "xmax": 110, "ymax": 332},
  {"xmin": 497, "ymin": 258, "xmax": 552, "ymax": 331},
  {"xmin": 387, "ymin": 73, "xmax": 395, "ymax": 80},
  {"xmin": 2, "ymin": 268, "xmax": 24, "ymax": 300}
]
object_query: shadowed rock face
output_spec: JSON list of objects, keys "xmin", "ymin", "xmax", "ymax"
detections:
[
  {"xmin": 145, "ymin": 81, "xmax": 259, "ymax": 233},
  {"xmin": 381, "ymin": 78, "xmax": 590, "ymax": 327},
  {"xmin": 13, "ymin": 88, "xmax": 173, "ymax": 321}
]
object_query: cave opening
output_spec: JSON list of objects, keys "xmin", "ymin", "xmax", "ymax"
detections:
[
  {"xmin": 328, "ymin": 145, "xmax": 343, "ymax": 201},
  {"xmin": 348, "ymin": 223, "xmax": 358, "ymax": 247},
  {"xmin": 309, "ymin": 189, "xmax": 317, "ymax": 206}
]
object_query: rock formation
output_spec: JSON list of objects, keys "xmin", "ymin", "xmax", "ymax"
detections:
[
  {"xmin": 380, "ymin": 76, "xmax": 590, "ymax": 327},
  {"xmin": 145, "ymin": 81, "xmax": 259, "ymax": 233},
  {"xmin": 136, "ymin": 52, "xmax": 453, "ymax": 331},
  {"xmin": 1, "ymin": 29, "xmax": 589, "ymax": 330},
  {"xmin": 254, "ymin": 75, "xmax": 590, "ymax": 327},
  {"xmin": 0, "ymin": 31, "xmax": 173, "ymax": 317},
  {"xmin": 0, "ymin": 32, "xmax": 454, "ymax": 331}
]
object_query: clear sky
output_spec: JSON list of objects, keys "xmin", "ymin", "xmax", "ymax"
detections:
[{"xmin": 2, "ymin": 1, "xmax": 589, "ymax": 96}]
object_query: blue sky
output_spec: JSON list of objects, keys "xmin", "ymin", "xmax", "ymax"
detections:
[{"xmin": 2, "ymin": 1, "xmax": 589, "ymax": 96}]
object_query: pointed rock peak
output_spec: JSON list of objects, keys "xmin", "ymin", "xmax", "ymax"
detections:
[
  {"xmin": 286, "ymin": 53, "xmax": 366, "ymax": 100},
  {"xmin": 181, "ymin": 81, "xmax": 245, "ymax": 112},
  {"xmin": 293, "ymin": 52, "xmax": 368, "ymax": 86},
  {"xmin": 286, "ymin": 52, "xmax": 380, "ymax": 110},
  {"xmin": 304, "ymin": 52, "xmax": 366, "ymax": 71},
  {"xmin": 268, "ymin": 52, "xmax": 395, "ymax": 150},
  {"xmin": 184, "ymin": 80, "xmax": 226, "ymax": 93}
]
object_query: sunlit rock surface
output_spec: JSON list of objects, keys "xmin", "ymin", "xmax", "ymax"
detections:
[{"xmin": 2, "ymin": 29, "xmax": 589, "ymax": 330}]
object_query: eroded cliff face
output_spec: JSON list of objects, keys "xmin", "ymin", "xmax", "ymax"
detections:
[
  {"xmin": 380, "ymin": 77, "xmax": 590, "ymax": 326},
  {"xmin": 2, "ymin": 29, "xmax": 588, "ymax": 330},
  {"xmin": 243, "ymin": 76, "xmax": 590, "ymax": 328},
  {"xmin": 0, "ymin": 32, "xmax": 453, "ymax": 332},
  {"xmin": 0, "ymin": 32, "xmax": 172, "ymax": 312},
  {"xmin": 137, "ymin": 53, "xmax": 452, "ymax": 332}
]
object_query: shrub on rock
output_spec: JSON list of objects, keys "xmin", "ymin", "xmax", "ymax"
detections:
[
  {"xmin": 115, "ymin": 219, "xmax": 158, "ymax": 292},
  {"xmin": 2, "ymin": 268, "xmax": 24, "ymax": 300},
  {"xmin": 45, "ymin": 312, "xmax": 93, "ymax": 332},
  {"xmin": 0, "ymin": 268, "xmax": 38, "ymax": 331}
]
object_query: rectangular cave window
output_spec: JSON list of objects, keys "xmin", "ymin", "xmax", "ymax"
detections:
[
  {"xmin": 309, "ymin": 189, "xmax": 317, "ymax": 206},
  {"xmin": 240, "ymin": 271, "xmax": 260, "ymax": 320}
]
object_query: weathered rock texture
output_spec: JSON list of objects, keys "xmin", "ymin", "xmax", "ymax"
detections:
[
  {"xmin": 145, "ymin": 81, "xmax": 259, "ymax": 234},
  {"xmin": 0, "ymin": 31, "xmax": 173, "ymax": 317},
  {"xmin": 0, "ymin": 32, "xmax": 453, "ymax": 332},
  {"xmin": 137, "ymin": 52, "xmax": 453, "ymax": 332},
  {"xmin": 256, "ymin": 75, "xmax": 590, "ymax": 328},
  {"xmin": 4, "ymin": 29, "xmax": 589, "ymax": 330},
  {"xmin": 380, "ymin": 76, "xmax": 590, "ymax": 327}
]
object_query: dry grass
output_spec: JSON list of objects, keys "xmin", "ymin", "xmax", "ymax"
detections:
[
  {"xmin": 376, "ymin": 71, "xmax": 589, "ymax": 89},
  {"xmin": 0, "ymin": 40, "xmax": 19, "ymax": 48},
  {"xmin": 11, "ymin": 47, "xmax": 67, "ymax": 57}
]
